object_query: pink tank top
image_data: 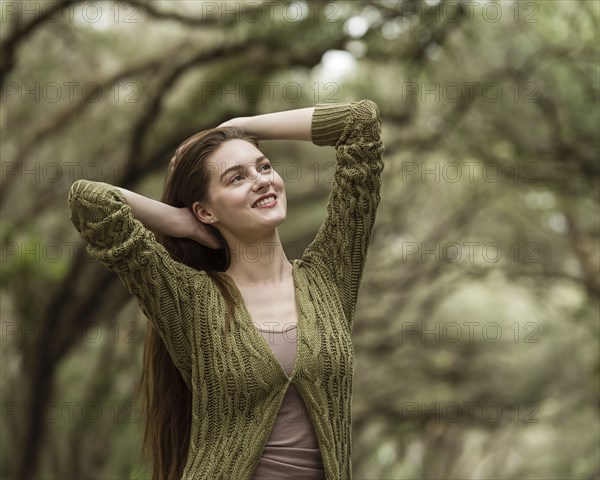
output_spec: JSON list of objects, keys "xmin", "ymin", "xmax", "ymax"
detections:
[{"xmin": 253, "ymin": 324, "xmax": 326, "ymax": 480}]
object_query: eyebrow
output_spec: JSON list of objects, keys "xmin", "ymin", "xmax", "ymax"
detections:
[{"xmin": 219, "ymin": 156, "xmax": 267, "ymax": 182}]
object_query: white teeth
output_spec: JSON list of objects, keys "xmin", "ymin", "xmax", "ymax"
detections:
[{"xmin": 254, "ymin": 196, "xmax": 275, "ymax": 207}]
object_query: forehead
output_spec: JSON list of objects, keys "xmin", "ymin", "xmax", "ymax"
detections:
[{"xmin": 207, "ymin": 139, "xmax": 264, "ymax": 176}]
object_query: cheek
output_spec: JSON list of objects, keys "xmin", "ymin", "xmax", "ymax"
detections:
[
  {"xmin": 275, "ymin": 179, "xmax": 288, "ymax": 209},
  {"xmin": 214, "ymin": 189, "xmax": 249, "ymax": 213},
  {"xmin": 274, "ymin": 172, "xmax": 286, "ymax": 191}
]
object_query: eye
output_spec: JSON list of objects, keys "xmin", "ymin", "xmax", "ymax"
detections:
[
  {"xmin": 230, "ymin": 174, "xmax": 243, "ymax": 184},
  {"xmin": 260, "ymin": 162, "xmax": 271, "ymax": 172}
]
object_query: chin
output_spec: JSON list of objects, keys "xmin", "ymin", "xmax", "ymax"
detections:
[{"xmin": 265, "ymin": 214, "xmax": 286, "ymax": 227}]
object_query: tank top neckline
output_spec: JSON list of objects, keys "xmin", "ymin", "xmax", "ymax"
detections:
[{"xmin": 256, "ymin": 324, "xmax": 298, "ymax": 333}]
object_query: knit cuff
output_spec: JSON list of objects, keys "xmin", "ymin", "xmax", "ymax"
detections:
[{"xmin": 311, "ymin": 102, "xmax": 352, "ymax": 147}]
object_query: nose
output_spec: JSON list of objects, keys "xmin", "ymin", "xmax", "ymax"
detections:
[{"xmin": 251, "ymin": 167, "xmax": 272, "ymax": 190}]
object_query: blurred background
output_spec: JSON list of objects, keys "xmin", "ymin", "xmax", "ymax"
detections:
[{"xmin": 1, "ymin": 1, "xmax": 598, "ymax": 479}]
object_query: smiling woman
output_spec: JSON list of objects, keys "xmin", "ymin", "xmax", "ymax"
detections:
[{"xmin": 68, "ymin": 99, "xmax": 384, "ymax": 480}]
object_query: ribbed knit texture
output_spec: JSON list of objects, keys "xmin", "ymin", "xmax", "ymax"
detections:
[{"xmin": 68, "ymin": 100, "xmax": 384, "ymax": 480}]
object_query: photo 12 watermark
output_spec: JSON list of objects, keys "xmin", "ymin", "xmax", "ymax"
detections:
[
  {"xmin": 400, "ymin": 321, "xmax": 540, "ymax": 344},
  {"xmin": 1, "ymin": 1, "xmax": 139, "ymax": 25},
  {"xmin": 399, "ymin": 401, "xmax": 540, "ymax": 424},
  {"xmin": 384, "ymin": 1, "xmax": 539, "ymax": 24},
  {"xmin": 400, "ymin": 160, "xmax": 539, "ymax": 184},
  {"xmin": 203, "ymin": 159, "xmax": 341, "ymax": 185},
  {"xmin": 401, "ymin": 81, "xmax": 539, "ymax": 104},
  {"xmin": 1, "ymin": 82, "xmax": 139, "ymax": 104},
  {"xmin": 1, "ymin": 400, "xmax": 142, "ymax": 425},
  {"xmin": 1, "ymin": 161, "xmax": 120, "ymax": 185},
  {"xmin": 184, "ymin": 1, "xmax": 342, "ymax": 23},
  {"xmin": 200, "ymin": 81, "xmax": 339, "ymax": 104},
  {"xmin": 394, "ymin": 241, "xmax": 540, "ymax": 264},
  {"xmin": 0, "ymin": 320, "xmax": 145, "ymax": 345}
]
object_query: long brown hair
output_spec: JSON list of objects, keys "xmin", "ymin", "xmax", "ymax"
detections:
[{"xmin": 137, "ymin": 127, "xmax": 259, "ymax": 480}]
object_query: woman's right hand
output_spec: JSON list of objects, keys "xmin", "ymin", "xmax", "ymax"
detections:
[
  {"xmin": 118, "ymin": 186, "xmax": 221, "ymax": 249},
  {"xmin": 175, "ymin": 207, "xmax": 222, "ymax": 249}
]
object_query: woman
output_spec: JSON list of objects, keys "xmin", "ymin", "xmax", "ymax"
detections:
[{"xmin": 68, "ymin": 99, "xmax": 384, "ymax": 479}]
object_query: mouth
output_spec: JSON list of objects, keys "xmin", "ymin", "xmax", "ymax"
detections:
[{"xmin": 252, "ymin": 194, "xmax": 277, "ymax": 208}]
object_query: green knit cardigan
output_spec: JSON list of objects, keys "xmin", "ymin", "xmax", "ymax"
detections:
[{"xmin": 68, "ymin": 100, "xmax": 384, "ymax": 479}]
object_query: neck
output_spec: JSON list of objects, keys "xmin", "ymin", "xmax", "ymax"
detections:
[{"xmin": 222, "ymin": 229, "xmax": 292, "ymax": 286}]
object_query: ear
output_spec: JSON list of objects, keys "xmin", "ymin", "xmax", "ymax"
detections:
[{"xmin": 192, "ymin": 201, "xmax": 217, "ymax": 225}]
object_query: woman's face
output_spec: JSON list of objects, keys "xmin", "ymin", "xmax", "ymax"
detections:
[{"xmin": 194, "ymin": 139, "xmax": 287, "ymax": 239}]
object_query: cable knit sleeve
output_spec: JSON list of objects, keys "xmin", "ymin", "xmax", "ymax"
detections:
[
  {"xmin": 303, "ymin": 99, "xmax": 385, "ymax": 330},
  {"xmin": 68, "ymin": 179, "xmax": 201, "ymax": 385}
]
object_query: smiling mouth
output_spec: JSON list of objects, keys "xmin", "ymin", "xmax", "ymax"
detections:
[{"xmin": 252, "ymin": 195, "xmax": 277, "ymax": 208}]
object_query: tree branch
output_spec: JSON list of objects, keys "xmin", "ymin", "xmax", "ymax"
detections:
[{"xmin": 0, "ymin": 0, "xmax": 78, "ymax": 85}]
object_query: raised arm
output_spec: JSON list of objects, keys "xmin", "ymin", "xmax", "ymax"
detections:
[
  {"xmin": 218, "ymin": 107, "xmax": 315, "ymax": 141},
  {"xmin": 117, "ymin": 187, "xmax": 220, "ymax": 248},
  {"xmin": 302, "ymin": 100, "xmax": 385, "ymax": 332},
  {"xmin": 68, "ymin": 180, "xmax": 211, "ymax": 387}
]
